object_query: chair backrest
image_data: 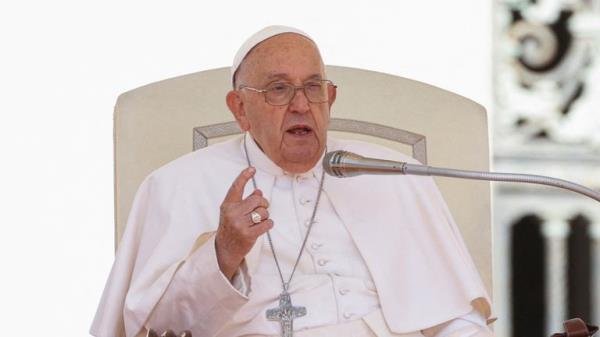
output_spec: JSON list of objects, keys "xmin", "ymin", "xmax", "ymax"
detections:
[{"xmin": 114, "ymin": 66, "xmax": 492, "ymax": 294}]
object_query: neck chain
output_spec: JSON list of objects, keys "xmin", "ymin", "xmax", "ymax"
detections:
[{"xmin": 243, "ymin": 134, "xmax": 326, "ymax": 337}]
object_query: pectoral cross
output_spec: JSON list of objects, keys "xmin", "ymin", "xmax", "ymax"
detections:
[{"xmin": 266, "ymin": 291, "xmax": 306, "ymax": 337}]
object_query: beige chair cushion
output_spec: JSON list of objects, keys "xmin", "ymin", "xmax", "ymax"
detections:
[{"xmin": 114, "ymin": 66, "xmax": 492, "ymax": 294}]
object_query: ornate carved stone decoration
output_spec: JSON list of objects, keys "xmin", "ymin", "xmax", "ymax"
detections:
[{"xmin": 495, "ymin": 0, "xmax": 600, "ymax": 148}]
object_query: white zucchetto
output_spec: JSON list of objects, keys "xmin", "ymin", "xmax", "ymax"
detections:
[{"xmin": 230, "ymin": 25, "xmax": 314, "ymax": 86}]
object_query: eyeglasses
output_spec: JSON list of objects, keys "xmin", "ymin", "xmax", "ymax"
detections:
[{"xmin": 238, "ymin": 80, "xmax": 337, "ymax": 106}]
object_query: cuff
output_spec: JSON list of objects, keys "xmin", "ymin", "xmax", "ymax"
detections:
[
  {"xmin": 186, "ymin": 234, "xmax": 250, "ymax": 306},
  {"xmin": 422, "ymin": 308, "xmax": 493, "ymax": 337},
  {"xmin": 230, "ymin": 259, "xmax": 251, "ymax": 297}
]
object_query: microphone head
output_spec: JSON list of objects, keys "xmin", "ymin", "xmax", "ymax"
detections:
[
  {"xmin": 323, "ymin": 150, "xmax": 364, "ymax": 177},
  {"xmin": 322, "ymin": 151, "xmax": 343, "ymax": 177},
  {"xmin": 323, "ymin": 150, "xmax": 407, "ymax": 177}
]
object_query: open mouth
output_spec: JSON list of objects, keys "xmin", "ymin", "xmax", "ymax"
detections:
[{"xmin": 286, "ymin": 125, "xmax": 313, "ymax": 136}]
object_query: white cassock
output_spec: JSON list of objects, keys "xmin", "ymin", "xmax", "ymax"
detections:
[{"xmin": 90, "ymin": 134, "xmax": 493, "ymax": 337}]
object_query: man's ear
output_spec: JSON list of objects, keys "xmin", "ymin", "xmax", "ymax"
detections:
[
  {"xmin": 226, "ymin": 90, "xmax": 250, "ymax": 131},
  {"xmin": 327, "ymin": 84, "xmax": 337, "ymax": 109}
]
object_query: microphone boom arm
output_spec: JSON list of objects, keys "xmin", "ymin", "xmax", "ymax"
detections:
[
  {"xmin": 403, "ymin": 163, "xmax": 600, "ymax": 203},
  {"xmin": 324, "ymin": 151, "xmax": 600, "ymax": 203}
]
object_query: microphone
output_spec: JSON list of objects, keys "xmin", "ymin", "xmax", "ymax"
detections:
[
  {"xmin": 323, "ymin": 150, "xmax": 408, "ymax": 177},
  {"xmin": 322, "ymin": 150, "xmax": 600, "ymax": 202}
]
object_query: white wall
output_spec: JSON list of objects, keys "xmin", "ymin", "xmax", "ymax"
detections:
[{"xmin": 0, "ymin": 1, "xmax": 492, "ymax": 335}]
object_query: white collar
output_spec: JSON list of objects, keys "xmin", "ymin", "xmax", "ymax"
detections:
[{"xmin": 241, "ymin": 133, "xmax": 325, "ymax": 178}]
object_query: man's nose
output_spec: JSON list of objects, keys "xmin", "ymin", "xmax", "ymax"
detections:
[{"xmin": 288, "ymin": 87, "xmax": 310, "ymax": 113}]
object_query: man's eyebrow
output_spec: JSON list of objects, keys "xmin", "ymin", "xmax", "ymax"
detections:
[
  {"xmin": 305, "ymin": 74, "xmax": 323, "ymax": 80},
  {"xmin": 264, "ymin": 73, "xmax": 324, "ymax": 82}
]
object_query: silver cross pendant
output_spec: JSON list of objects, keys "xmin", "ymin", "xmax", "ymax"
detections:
[{"xmin": 266, "ymin": 291, "xmax": 306, "ymax": 337}]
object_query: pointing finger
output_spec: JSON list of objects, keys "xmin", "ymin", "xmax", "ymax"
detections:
[{"xmin": 223, "ymin": 167, "xmax": 255, "ymax": 203}]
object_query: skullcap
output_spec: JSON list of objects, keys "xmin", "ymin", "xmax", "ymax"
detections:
[{"xmin": 231, "ymin": 25, "xmax": 314, "ymax": 86}]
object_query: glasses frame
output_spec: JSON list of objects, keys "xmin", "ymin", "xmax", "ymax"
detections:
[{"xmin": 238, "ymin": 79, "xmax": 337, "ymax": 106}]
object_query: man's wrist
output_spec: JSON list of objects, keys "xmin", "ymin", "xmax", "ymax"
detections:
[{"xmin": 215, "ymin": 240, "xmax": 244, "ymax": 280}]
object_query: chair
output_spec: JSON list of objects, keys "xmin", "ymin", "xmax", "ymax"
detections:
[{"xmin": 113, "ymin": 66, "xmax": 492, "ymax": 295}]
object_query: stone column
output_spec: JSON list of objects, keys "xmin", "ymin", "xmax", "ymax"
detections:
[{"xmin": 541, "ymin": 217, "xmax": 570, "ymax": 336}]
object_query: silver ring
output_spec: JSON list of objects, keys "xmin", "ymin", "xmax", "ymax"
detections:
[{"xmin": 250, "ymin": 211, "xmax": 262, "ymax": 224}]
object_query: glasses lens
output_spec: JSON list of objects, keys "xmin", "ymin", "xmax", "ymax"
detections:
[
  {"xmin": 263, "ymin": 81, "xmax": 333, "ymax": 105},
  {"xmin": 304, "ymin": 81, "xmax": 329, "ymax": 103},
  {"xmin": 265, "ymin": 83, "xmax": 293, "ymax": 105}
]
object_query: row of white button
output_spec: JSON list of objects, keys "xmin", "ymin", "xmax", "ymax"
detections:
[{"xmin": 294, "ymin": 171, "xmax": 373, "ymax": 322}]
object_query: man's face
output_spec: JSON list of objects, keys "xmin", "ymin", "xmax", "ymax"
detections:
[{"xmin": 227, "ymin": 33, "xmax": 335, "ymax": 173}]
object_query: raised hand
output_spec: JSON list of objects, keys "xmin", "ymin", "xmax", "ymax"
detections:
[{"xmin": 215, "ymin": 167, "xmax": 273, "ymax": 279}]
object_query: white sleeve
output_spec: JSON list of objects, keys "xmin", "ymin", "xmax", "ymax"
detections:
[
  {"xmin": 230, "ymin": 260, "xmax": 251, "ymax": 297},
  {"xmin": 422, "ymin": 309, "xmax": 493, "ymax": 337},
  {"xmin": 144, "ymin": 234, "xmax": 251, "ymax": 336}
]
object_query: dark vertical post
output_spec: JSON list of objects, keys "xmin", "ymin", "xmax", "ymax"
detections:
[
  {"xmin": 568, "ymin": 214, "xmax": 592, "ymax": 322},
  {"xmin": 512, "ymin": 214, "xmax": 546, "ymax": 337}
]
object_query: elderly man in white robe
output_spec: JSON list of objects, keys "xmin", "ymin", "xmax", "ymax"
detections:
[{"xmin": 91, "ymin": 26, "xmax": 494, "ymax": 337}]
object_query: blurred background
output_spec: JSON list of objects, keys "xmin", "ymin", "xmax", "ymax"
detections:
[
  {"xmin": 493, "ymin": 1, "xmax": 600, "ymax": 337},
  {"xmin": 0, "ymin": 1, "xmax": 598, "ymax": 336}
]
